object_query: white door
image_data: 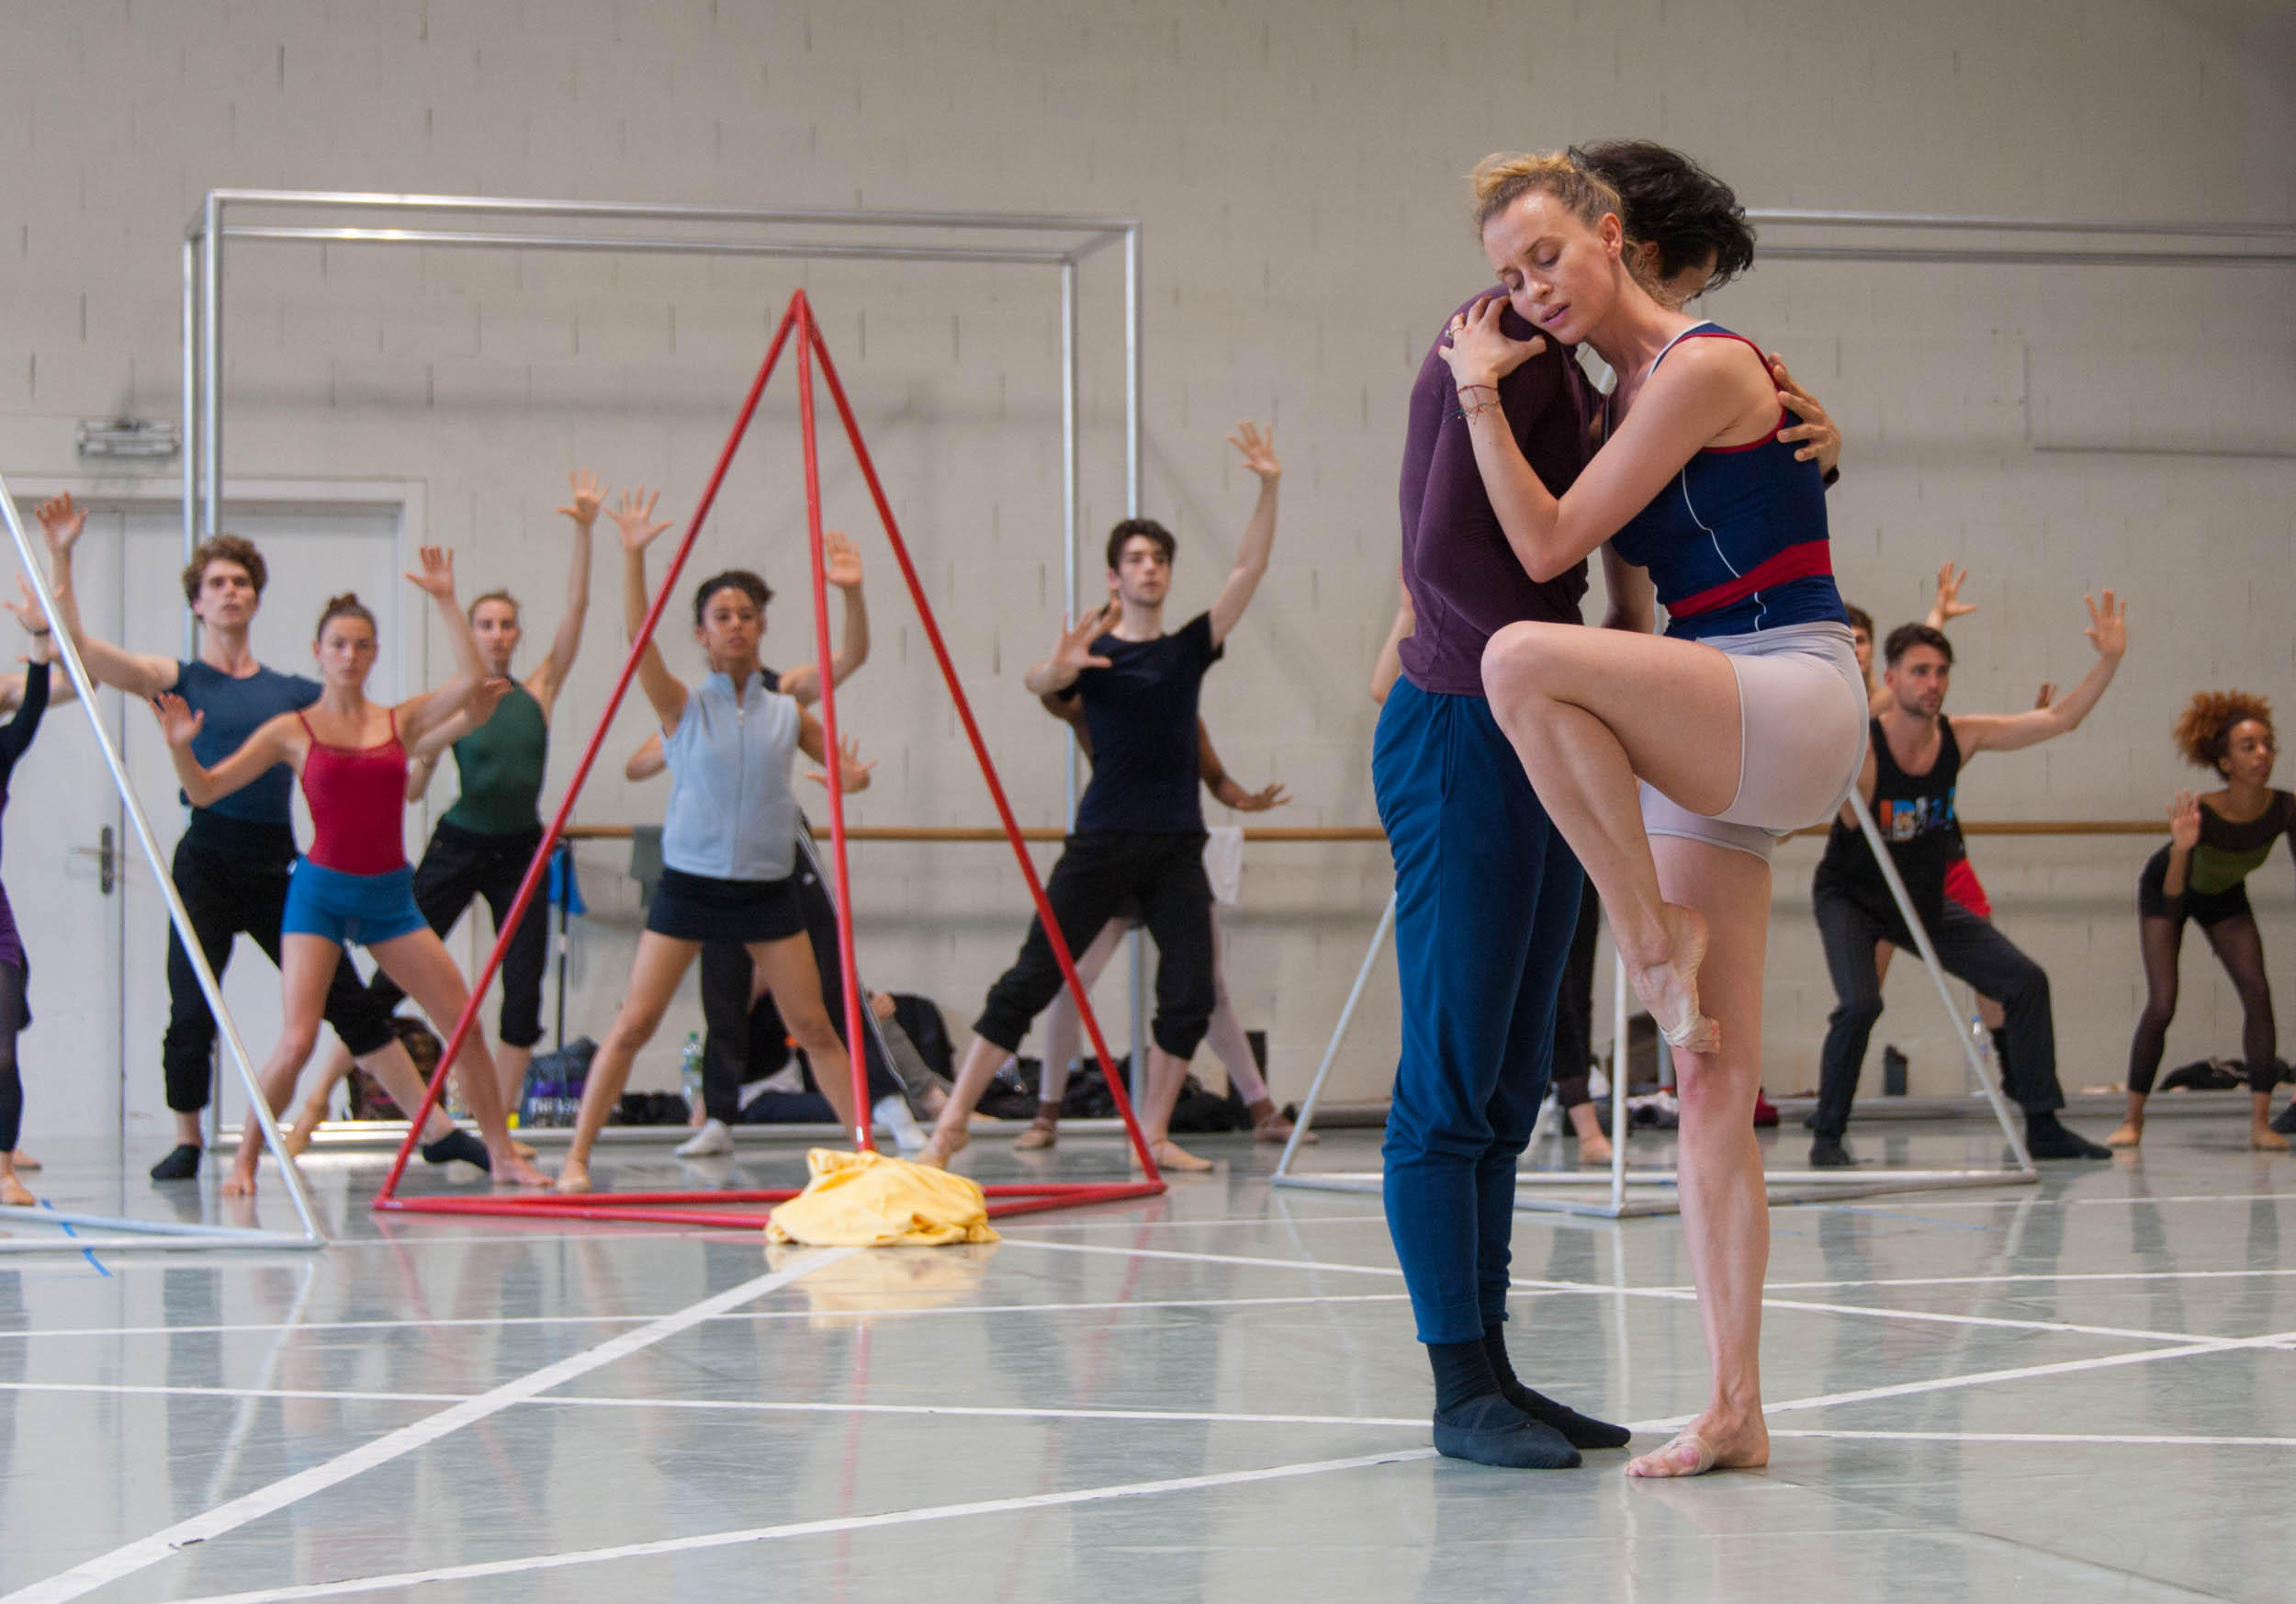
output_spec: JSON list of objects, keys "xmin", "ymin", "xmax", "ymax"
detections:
[
  {"xmin": 115, "ymin": 504, "xmax": 408, "ymax": 1148},
  {"xmin": 3, "ymin": 500, "xmax": 128, "ymax": 1153}
]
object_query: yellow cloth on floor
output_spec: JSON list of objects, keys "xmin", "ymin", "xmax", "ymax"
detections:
[{"xmin": 765, "ymin": 1147, "xmax": 1000, "ymax": 1247}]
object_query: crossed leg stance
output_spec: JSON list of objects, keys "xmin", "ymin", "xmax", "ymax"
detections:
[{"xmin": 1483, "ymin": 619, "xmax": 1861, "ymax": 1476}]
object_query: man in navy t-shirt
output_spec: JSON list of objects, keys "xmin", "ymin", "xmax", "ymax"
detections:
[
  {"xmin": 34, "ymin": 497, "xmax": 487, "ymax": 1182},
  {"xmin": 918, "ymin": 423, "xmax": 1283, "ymax": 1172}
]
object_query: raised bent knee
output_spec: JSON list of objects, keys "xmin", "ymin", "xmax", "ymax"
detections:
[{"xmin": 1480, "ymin": 623, "xmax": 1559, "ymax": 707}]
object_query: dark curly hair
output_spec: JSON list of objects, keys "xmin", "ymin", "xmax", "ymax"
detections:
[
  {"xmin": 180, "ymin": 534, "xmax": 267, "ymax": 606},
  {"xmin": 1570, "ymin": 140, "xmax": 1757, "ymax": 295},
  {"xmin": 2173, "ymin": 690, "xmax": 2274, "ymax": 772}
]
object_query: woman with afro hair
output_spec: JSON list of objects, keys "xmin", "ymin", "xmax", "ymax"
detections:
[{"xmin": 2110, "ymin": 690, "xmax": 2296, "ymax": 1151}]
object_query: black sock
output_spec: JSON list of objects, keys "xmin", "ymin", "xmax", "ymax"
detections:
[
  {"xmin": 1483, "ymin": 1325, "xmax": 1631, "ymax": 1449},
  {"xmin": 422, "ymin": 1129, "xmax": 492, "ymax": 1172},
  {"xmin": 149, "ymin": 1144, "xmax": 201, "ymax": 1181},
  {"xmin": 1428, "ymin": 1339, "xmax": 1502, "ymax": 1413}
]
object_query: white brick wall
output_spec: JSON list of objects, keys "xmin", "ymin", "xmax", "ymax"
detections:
[{"xmin": 1, "ymin": 0, "xmax": 2290, "ymax": 1112}]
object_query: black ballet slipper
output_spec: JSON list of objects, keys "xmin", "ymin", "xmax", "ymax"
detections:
[
  {"xmin": 1482, "ymin": 1327, "xmax": 1631, "ymax": 1450},
  {"xmin": 422, "ymin": 1130, "xmax": 493, "ymax": 1172},
  {"xmin": 1808, "ymin": 1135, "xmax": 1857, "ymax": 1169},
  {"xmin": 2270, "ymin": 1101, "xmax": 2296, "ymax": 1137},
  {"xmin": 148, "ymin": 1144, "xmax": 202, "ymax": 1182},
  {"xmin": 2023, "ymin": 1113, "xmax": 2111, "ymax": 1160},
  {"xmin": 1432, "ymin": 1393, "xmax": 1582, "ymax": 1470}
]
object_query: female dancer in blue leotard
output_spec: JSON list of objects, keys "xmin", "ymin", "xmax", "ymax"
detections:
[{"xmin": 1446, "ymin": 153, "xmax": 1868, "ymax": 1477}]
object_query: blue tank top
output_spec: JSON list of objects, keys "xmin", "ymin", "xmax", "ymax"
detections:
[
  {"xmin": 659, "ymin": 671, "xmax": 803, "ymax": 881},
  {"xmin": 174, "ymin": 659, "xmax": 323, "ymax": 824},
  {"xmin": 1605, "ymin": 322, "xmax": 1848, "ymax": 641}
]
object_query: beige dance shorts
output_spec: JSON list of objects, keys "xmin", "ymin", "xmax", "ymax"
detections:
[{"xmin": 1638, "ymin": 620, "xmax": 1869, "ymax": 864}]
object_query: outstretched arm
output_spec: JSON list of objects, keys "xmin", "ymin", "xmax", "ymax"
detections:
[
  {"xmin": 0, "ymin": 578, "xmax": 54, "ymax": 763},
  {"xmin": 1022, "ymin": 599, "xmax": 1119, "ymax": 698},
  {"xmin": 35, "ymin": 493, "xmax": 178, "ymax": 698},
  {"xmin": 404, "ymin": 677, "xmax": 514, "ymax": 800},
  {"xmin": 610, "ymin": 489, "xmax": 687, "ymax": 730},
  {"xmin": 395, "ymin": 548, "xmax": 488, "ymax": 750},
  {"xmin": 1208, "ymin": 422, "xmax": 1281, "ymax": 646},
  {"xmin": 530, "ymin": 469, "xmax": 602, "ymax": 715},
  {"xmin": 796, "ymin": 708, "xmax": 874, "ymax": 793},
  {"xmin": 1955, "ymin": 592, "xmax": 2128, "ymax": 757},
  {"xmin": 151, "ymin": 698, "xmax": 299, "ymax": 808},
  {"xmin": 1925, "ymin": 562, "xmax": 1977, "ymax": 633},
  {"xmin": 1199, "ymin": 719, "xmax": 1288, "ymax": 811},
  {"xmin": 1444, "ymin": 299, "xmax": 1773, "ymax": 582},
  {"xmin": 774, "ymin": 531, "xmax": 872, "ymax": 707}
]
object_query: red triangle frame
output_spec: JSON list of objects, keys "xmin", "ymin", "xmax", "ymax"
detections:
[{"xmin": 371, "ymin": 290, "xmax": 1166, "ymax": 1227}]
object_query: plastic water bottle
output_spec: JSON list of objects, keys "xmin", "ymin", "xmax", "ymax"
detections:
[{"xmin": 680, "ymin": 1032, "xmax": 705, "ymax": 1118}]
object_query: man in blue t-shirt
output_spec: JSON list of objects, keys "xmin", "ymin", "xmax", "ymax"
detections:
[
  {"xmin": 917, "ymin": 423, "xmax": 1283, "ymax": 1173},
  {"xmin": 35, "ymin": 496, "xmax": 489, "ymax": 1182}
]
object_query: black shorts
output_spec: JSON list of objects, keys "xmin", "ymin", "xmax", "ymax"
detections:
[
  {"xmin": 647, "ymin": 865, "xmax": 807, "ymax": 944},
  {"xmin": 2137, "ymin": 844, "xmax": 2253, "ymax": 929}
]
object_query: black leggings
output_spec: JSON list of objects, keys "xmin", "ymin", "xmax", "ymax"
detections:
[
  {"xmin": 2127, "ymin": 910, "xmax": 2278, "ymax": 1096},
  {"xmin": 366, "ymin": 821, "xmax": 549, "ymax": 1048},
  {"xmin": 0, "ymin": 959, "xmax": 24, "ymax": 1152}
]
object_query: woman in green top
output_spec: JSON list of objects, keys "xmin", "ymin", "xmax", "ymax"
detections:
[
  {"xmin": 287, "ymin": 471, "xmax": 601, "ymax": 1147},
  {"xmin": 2111, "ymin": 690, "xmax": 2295, "ymax": 1152}
]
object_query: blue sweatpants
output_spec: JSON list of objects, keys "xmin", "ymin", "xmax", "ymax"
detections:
[{"xmin": 1373, "ymin": 677, "xmax": 1584, "ymax": 1345}]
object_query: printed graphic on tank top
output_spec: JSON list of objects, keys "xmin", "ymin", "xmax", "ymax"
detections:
[
  {"xmin": 1814, "ymin": 717, "xmax": 1963, "ymax": 933},
  {"xmin": 1604, "ymin": 322, "xmax": 1848, "ymax": 641}
]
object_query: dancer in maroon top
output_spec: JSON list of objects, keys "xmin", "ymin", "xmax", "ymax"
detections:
[{"xmin": 152, "ymin": 550, "xmax": 549, "ymax": 1195}]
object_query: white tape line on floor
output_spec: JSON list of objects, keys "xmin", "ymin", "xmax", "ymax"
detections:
[{"xmin": 0, "ymin": 1247, "xmax": 857, "ymax": 1604}]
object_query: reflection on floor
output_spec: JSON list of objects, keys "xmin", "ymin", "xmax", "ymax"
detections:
[{"xmin": 2, "ymin": 1117, "xmax": 2291, "ymax": 1602}]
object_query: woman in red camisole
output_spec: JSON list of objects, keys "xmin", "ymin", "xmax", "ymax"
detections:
[{"xmin": 152, "ymin": 548, "xmax": 551, "ymax": 1195}]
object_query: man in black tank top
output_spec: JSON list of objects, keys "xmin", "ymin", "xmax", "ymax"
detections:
[{"xmin": 1808, "ymin": 609, "xmax": 2127, "ymax": 1165}]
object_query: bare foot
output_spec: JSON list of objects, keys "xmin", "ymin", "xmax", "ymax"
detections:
[
  {"xmin": 492, "ymin": 1149, "xmax": 554, "ymax": 1188},
  {"xmin": 1579, "ymin": 1131, "xmax": 1615, "ymax": 1167},
  {"xmin": 1, "ymin": 1174, "xmax": 32, "ymax": 1207},
  {"xmin": 1247, "ymin": 1100, "xmax": 1311, "ymax": 1144},
  {"xmin": 220, "ymin": 1163, "xmax": 259, "ymax": 1199},
  {"xmin": 2250, "ymin": 1124, "xmax": 2290, "ymax": 1153},
  {"xmin": 284, "ymin": 1103, "xmax": 323, "ymax": 1158},
  {"xmin": 2105, "ymin": 1122, "xmax": 2143, "ymax": 1148},
  {"xmin": 512, "ymin": 1139, "xmax": 540, "ymax": 1161},
  {"xmin": 1626, "ymin": 1408, "xmax": 1768, "ymax": 1479},
  {"xmin": 10, "ymin": 1149, "xmax": 39, "ymax": 1171},
  {"xmin": 1012, "ymin": 1118, "xmax": 1058, "ymax": 1151},
  {"xmin": 554, "ymin": 1158, "xmax": 591, "ymax": 1194},
  {"xmin": 916, "ymin": 1126, "xmax": 970, "ymax": 1170},
  {"xmin": 1626, "ymin": 904, "xmax": 1719, "ymax": 1054},
  {"xmin": 1137, "ymin": 1138, "xmax": 1213, "ymax": 1173}
]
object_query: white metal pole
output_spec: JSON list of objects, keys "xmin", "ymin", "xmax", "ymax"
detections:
[
  {"xmin": 0, "ymin": 476, "xmax": 324, "ymax": 1244},
  {"xmin": 1274, "ymin": 892, "xmax": 1396, "ymax": 1179},
  {"xmin": 1847, "ymin": 790, "xmax": 2034, "ymax": 1171}
]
